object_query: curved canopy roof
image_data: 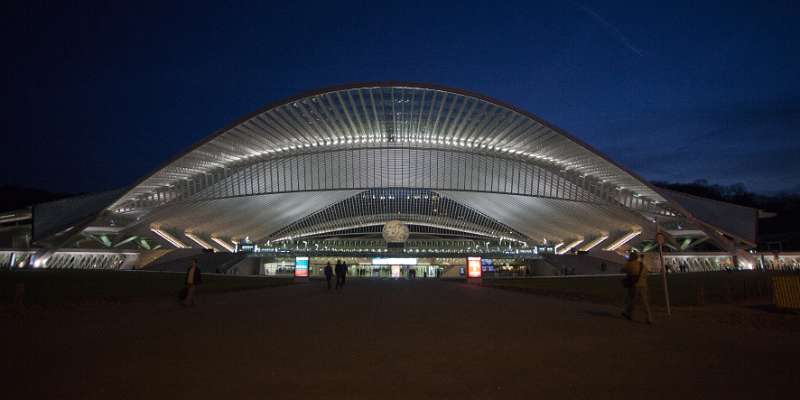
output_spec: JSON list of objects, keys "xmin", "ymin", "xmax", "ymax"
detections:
[
  {"xmin": 109, "ymin": 83, "xmax": 667, "ymax": 212},
  {"xmin": 82, "ymin": 83, "xmax": 756, "ymax": 251}
]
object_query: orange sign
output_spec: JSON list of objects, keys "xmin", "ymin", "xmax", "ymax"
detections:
[{"xmin": 467, "ymin": 256, "xmax": 482, "ymax": 278}]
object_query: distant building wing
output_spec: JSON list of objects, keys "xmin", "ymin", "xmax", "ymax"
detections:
[
  {"xmin": 32, "ymin": 189, "xmax": 126, "ymax": 243},
  {"xmin": 658, "ymin": 188, "xmax": 759, "ymax": 245}
]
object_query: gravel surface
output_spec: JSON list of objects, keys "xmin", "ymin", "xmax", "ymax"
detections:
[{"xmin": 3, "ymin": 279, "xmax": 798, "ymax": 399}]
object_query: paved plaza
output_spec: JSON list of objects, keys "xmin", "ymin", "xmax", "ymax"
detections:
[{"xmin": 3, "ymin": 279, "xmax": 798, "ymax": 399}]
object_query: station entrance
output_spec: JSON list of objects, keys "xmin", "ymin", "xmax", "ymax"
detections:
[
  {"xmin": 261, "ymin": 255, "xmax": 468, "ymax": 278},
  {"xmin": 259, "ymin": 254, "xmax": 537, "ymax": 279},
  {"xmin": 310, "ymin": 256, "xmax": 444, "ymax": 279}
]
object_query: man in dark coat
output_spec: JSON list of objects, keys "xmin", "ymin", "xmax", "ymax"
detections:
[
  {"xmin": 335, "ymin": 260, "xmax": 348, "ymax": 289},
  {"xmin": 324, "ymin": 262, "xmax": 334, "ymax": 290}
]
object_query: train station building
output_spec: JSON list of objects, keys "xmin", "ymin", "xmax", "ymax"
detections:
[{"xmin": 4, "ymin": 83, "xmax": 793, "ymax": 275}]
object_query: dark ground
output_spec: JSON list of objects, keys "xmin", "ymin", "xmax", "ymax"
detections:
[
  {"xmin": 2, "ymin": 278, "xmax": 799, "ymax": 399},
  {"xmin": 0, "ymin": 270, "xmax": 292, "ymax": 306},
  {"xmin": 484, "ymin": 271, "xmax": 780, "ymax": 306}
]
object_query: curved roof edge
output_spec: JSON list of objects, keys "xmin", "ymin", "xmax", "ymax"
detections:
[
  {"xmin": 22, "ymin": 84, "xmax": 756, "ymax": 252},
  {"xmin": 108, "ymin": 82, "xmax": 669, "ymax": 210},
  {"xmin": 102, "ymin": 82, "xmax": 762, "ymax": 251}
]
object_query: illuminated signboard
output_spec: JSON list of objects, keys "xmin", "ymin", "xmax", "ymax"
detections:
[
  {"xmin": 372, "ymin": 257, "xmax": 417, "ymax": 265},
  {"xmin": 294, "ymin": 256, "xmax": 309, "ymax": 277},
  {"xmin": 467, "ymin": 256, "xmax": 482, "ymax": 278}
]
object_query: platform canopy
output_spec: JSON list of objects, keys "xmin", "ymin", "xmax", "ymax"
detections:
[{"xmin": 53, "ymin": 83, "xmax": 756, "ymax": 252}]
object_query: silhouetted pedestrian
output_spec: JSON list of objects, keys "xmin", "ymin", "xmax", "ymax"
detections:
[
  {"xmin": 324, "ymin": 262, "xmax": 333, "ymax": 290},
  {"xmin": 621, "ymin": 253, "xmax": 652, "ymax": 323},
  {"xmin": 341, "ymin": 261, "xmax": 349, "ymax": 287},
  {"xmin": 335, "ymin": 260, "xmax": 347, "ymax": 289},
  {"xmin": 183, "ymin": 258, "xmax": 202, "ymax": 307},
  {"xmin": 600, "ymin": 262, "xmax": 607, "ymax": 273}
]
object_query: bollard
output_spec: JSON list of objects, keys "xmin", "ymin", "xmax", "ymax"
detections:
[{"xmin": 773, "ymin": 276, "xmax": 800, "ymax": 309}]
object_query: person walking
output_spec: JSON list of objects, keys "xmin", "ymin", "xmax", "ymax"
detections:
[
  {"xmin": 334, "ymin": 260, "xmax": 343, "ymax": 289},
  {"xmin": 621, "ymin": 253, "xmax": 652, "ymax": 323},
  {"xmin": 338, "ymin": 260, "xmax": 348, "ymax": 288},
  {"xmin": 183, "ymin": 258, "xmax": 202, "ymax": 307},
  {"xmin": 324, "ymin": 262, "xmax": 334, "ymax": 290}
]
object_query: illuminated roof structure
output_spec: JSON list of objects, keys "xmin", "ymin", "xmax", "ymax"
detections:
[{"xmin": 32, "ymin": 83, "xmax": 759, "ymax": 254}]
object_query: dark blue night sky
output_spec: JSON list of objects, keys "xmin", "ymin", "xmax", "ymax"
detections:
[{"xmin": 2, "ymin": 0, "xmax": 798, "ymax": 194}]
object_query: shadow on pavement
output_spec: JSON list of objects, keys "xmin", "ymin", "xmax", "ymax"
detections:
[
  {"xmin": 746, "ymin": 304, "xmax": 800, "ymax": 315},
  {"xmin": 583, "ymin": 310, "xmax": 621, "ymax": 319}
]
